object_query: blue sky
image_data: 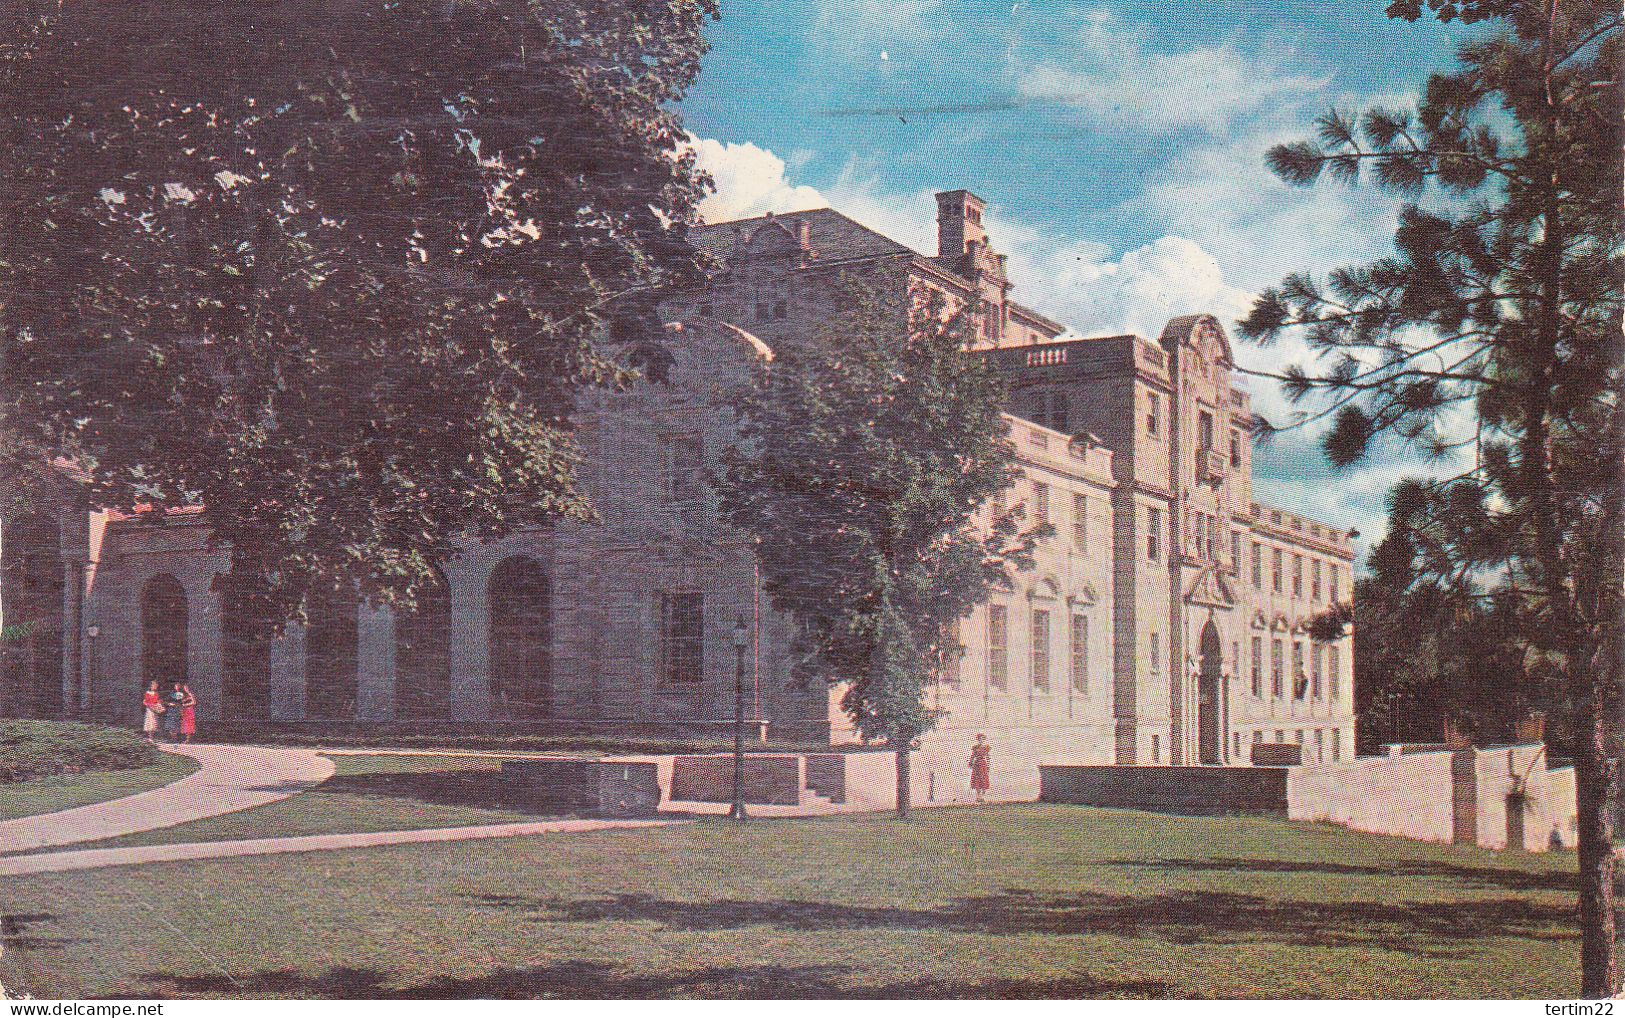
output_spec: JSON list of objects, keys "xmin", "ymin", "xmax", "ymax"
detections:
[{"xmin": 678, "ymin": 1, "xmax": 1483, "ymax": 562}]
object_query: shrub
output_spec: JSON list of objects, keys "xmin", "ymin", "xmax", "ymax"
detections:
[{"xmin": 0, "ymin": 721, "xmax": 160, "ymax": 784}]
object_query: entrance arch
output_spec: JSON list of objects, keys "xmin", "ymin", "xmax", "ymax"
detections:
[
  {"xmin": 489, "ymin": 555, "xmax": 551, "ymax": 720},
  {"xmin": 140, "ymin": 574, "xmax": 189, "ymax": 690},
  {"xmin": 1197, "ymin": 619, "xmax": 1223, "ymax": 765},
  {"xmin": 395, "ymin": 568, "xmax": 451, "ymax": 718}
]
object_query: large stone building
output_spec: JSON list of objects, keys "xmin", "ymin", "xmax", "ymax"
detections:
[{"xmin": 0, "ymin": 189, "xmax": 1355, "ymax": 779}]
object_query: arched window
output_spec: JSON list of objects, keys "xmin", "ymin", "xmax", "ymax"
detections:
[
  {"xmin": 140, "ymin": 574, "xmax": 188, "ymax": 690},
  {"xmin": 489, "ymin": 556, "xmax": 551, "ymax": 719},
  {"xmin": 1, "ymin": 514, "xmax": 65, "ymax": 717},
  {"xmin": 219, "ymin": 574, "xmax": 270, "ymax": 719},
  {"xmin": 395, "ymin": 568, "xmax": 451, "ymax": 718},
  {"xmin": 306, "ymin": 584, "xmax": 358, "ymax": 719}
]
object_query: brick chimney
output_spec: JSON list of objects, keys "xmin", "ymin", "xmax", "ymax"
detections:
[{"xmin": 935, "ymin": 189, "xmax": 987, "ymax": 260}]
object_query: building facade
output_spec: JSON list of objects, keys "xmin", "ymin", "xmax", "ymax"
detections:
[{"xmin": 0, "ymin": 189, "xmax": 1355, "ymax": 772}]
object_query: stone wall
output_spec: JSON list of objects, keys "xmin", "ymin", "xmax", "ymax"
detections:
[
  {"xmin": 1285, "ymin": 746, "xmax": 1458, "ymax": 844},
  {"xmin": 1038, "ymin": 764, "xmax": 1289, "ymax": 813},
  {"xmin": 668, "ymin": 753, "xmax": 805, "ymax": 805}
]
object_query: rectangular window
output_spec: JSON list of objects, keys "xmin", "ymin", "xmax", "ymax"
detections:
[
  {"xmin": 1147, "ymin": 507, "xmax": 1162, "ymax": 561},
  {"xmin": 771, "ymin": 298, "xmax": 788, "ymax": 320},
  {"xmin": 1031, "ymin": 609, "xmax": 1051, "ymax": 694},
  {"xmin": 1198, "ymin": 410, "xmax": 1214, "ymax": 451},
  {"xmin": 1314, "ymin": 728, "xmax": 1325, "ymax": 763},
  {"xmin": 1332, "ymin": 728, "xmax": 1342, "ymax": 761},
  {"xmin": 1271, "ymin": 639, "xmax": 1284, "ymax": 698},
  {"xmin": 1275, "ymin": 729, "xmax": 1285, "ymax": 744},
  {"xmin": 1311, "ymin": 644, "xmax": 1323, "ymax": 699},
  {"xmin": 755, "ymin": 300, "xmax": 770, "ymax": 321},
  {"xmin": 663, "ymin": 434, "xmax": 705, "ymax": 502},
  {"xmin": 1250, "ymin": 637, "xmax": 1263, "ymax": 697},
  {"xmin": 1251, "ymin": 542, "xmax": 1263, "ymax": 588},
  {"xmin": 987, "ymin": 605, "xmax": 1009, "ymax": 692},
  {"xmin": 1146, "ymin": 392, "xmax": 1160, "ymax": 436},
  {"xmin": 1151, "ymin": 734, "xmax": 1161, "ymax": 762},
  {"xmin": 1033, "ymin": 482, "xmax": 1050, "ymax": 524},
  {"xmin": 1230, "ymin": 531, "xmax": 1241, "ymax": 568},
  {"xmin": 1292, "ymin": 643, "xmax": 1306, "ymax": 699},
  {"xmin": 1272, "ymin": 548, "xmax": 1283, "ymax": 593},
  {"xmin": 1253, "ymin": 730, "xmax": 1264, "ymax": 745},
  {"xmin": 1072, "ymin": 493, "xmax": 1087, "ymax": 550},
  {"xmin": 1328, "ymin": 645, "xmax": 1341, "ymax": 701},
  {"xmin": 659, "ymin": 592, "xmax": 704, "ymax": 685},
  {"xmin": 1233, "ymin": 732, "xmax": 1242, "ymax": 758},
  {"xmin": 1295, "ymin": 729, "xmax": 1305, "ymax": 746},
  {"xmin": 1230, "ymin": 431, "xmax": 1242, "ymax": 468},
  {"xmin": 1312, "ymin": 560, "xmax": 1323, "ymax": 602},
  {"xmin": 1149, "ymin": 631, "xmax": 1161, "ymax": 673},
  {"xmin": 1292, "ymin": 554, "xmax": 1304, "ymax": 598},
  {"xmin": 1331, "ymin": 565, "xmax": 1342, "ymax": 602},
  {"xmin": 1070, "ymin": 613, "xmax": 1089, "ymax": 694}
]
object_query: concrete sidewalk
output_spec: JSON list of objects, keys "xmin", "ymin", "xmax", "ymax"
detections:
[
  {"xmin": 0, "ymin": 816, "xmax": 683, "ymax": 875},
  {"xmin": 0, "ymin": 743, "xmax": 333, "ymax": 854}
]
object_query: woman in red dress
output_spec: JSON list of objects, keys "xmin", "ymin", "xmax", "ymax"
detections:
[
  {"xmin": 968, "ymin": 733, "xmax": 991, "ymax": 803},
  {"xmin": 178, "ymin": 682, "xmax": 197, "ymax": 743},
  {"xmin": 141, "ymin": 681, "xmax": 164, "ymax": 743}
]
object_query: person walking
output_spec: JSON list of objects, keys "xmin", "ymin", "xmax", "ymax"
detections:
[
  {"xmin": 160, "ymin": 680, "xmax": 186, "ymax": 742},
  {"xmin": 141, "ymin": 680, "xmax": 165, "ymax": 743},
  {"xmin": 969, "ymin": 733, "xmax": 992, "ymax": 803},
  {"xmin": 177, "ymin": 682, "xmax": 197, "ymax": 744}
]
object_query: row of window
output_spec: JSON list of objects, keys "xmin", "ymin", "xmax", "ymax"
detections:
[
  {"xmin": 1249, "ymin": 541, "xmax": 1344, "ymax": 603},
  {"xmin": 693, "ymin": 298, "xmax": 789, "ymax": 323},
  {"xmin": 996, "ymin": 483, "xmax": 1092, "ymax": 551},
  {"xmin": 1246, "ymin": 726, "xmax": 1343, "ymax": 763},
  {"xmin": 974, "ymin": 605, "xmax": 1092, "ymax": 696},
  {"xmin": 1247, "ymin": 635, "xmax": 1342, "ymax": 701}
]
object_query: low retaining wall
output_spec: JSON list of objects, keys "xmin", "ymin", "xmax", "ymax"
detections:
[
  {"xmin": 1285, "ymin": 749, "xmax": 1457, "ymax": 843},
  {"xmin": 1039, "ymin": 765, "xmax": 1289, "ymax": 813},
  {"xmin": 668, "ymin": 754, "xmax": 805, "ymax": 805},
  {"xmin": 501, "ymin": 759, "xmax": 662, "ymax": 818},
  {"xmin": 1039, "ymin": 742, "xmax": 1579, "ymax": 853}
]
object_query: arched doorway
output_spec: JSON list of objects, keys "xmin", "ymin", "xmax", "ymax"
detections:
[
  {"xmin": 306, "ymin": 584, "xmax": 358, "ymax": 719},
  {"xmin": 489, "ymin": 556, "xmax": 550, "ymax": 720},
  {"xmin": 219, "ymin": 574, "xmax": 270, "ymax": 719},
  {"xmin": 140, "ymin": 574, "xmax": 189, "ymax": 690},
  {"xmin": 1197, "ymin": 619, "xmax": 1223, "ymax": 765},
  {"xmin": 1, "ymin": 514, "xmax": 65, "ymax": 718},
  {"xmin": 395, "ymin": 568, "xmax": 451, "ymax": 718}
]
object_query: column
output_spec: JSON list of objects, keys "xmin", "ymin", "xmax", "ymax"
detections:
[
  {"xmin": 356, "ymin": 603, "xmax": 396, "ymax": 721},
  {"xmin": 269, "ymin": 623, "xmax": 307, "ymax": 720},
  {"xmin": 187, "ymin": 576, "xmax": 224, "ymax": 725}
]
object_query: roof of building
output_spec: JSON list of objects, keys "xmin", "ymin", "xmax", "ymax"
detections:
[{"xmin": 691, "ymin": 208, "xmax": 912, "ymax": 265}]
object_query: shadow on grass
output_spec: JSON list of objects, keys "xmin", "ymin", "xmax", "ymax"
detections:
[
  {"xmin": 1, "ymin": 912, "xmax": 88, "ymax": 951},
  {"xmin": 143, "ymin": 961, "xmax": 1175, "ymax": 999},
  {"xmin": 310, "ymin": 769, "xmax": 547, "ymax": 815},
  {"xmin": 465, "ymin": 887, "xmax": 1575, "ymax": 957},
  {"xmin": 1111, "ymin": 857, "xmax": 1573, "ymax": 893}
]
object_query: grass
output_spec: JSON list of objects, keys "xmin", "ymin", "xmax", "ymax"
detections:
[
  {"xmin": 0, "ymin": 721, "xmax": 158, "ymax": 783},
  {"xmin": 0, "ymin": 805, "xmax": 1581, "ymax": 999},
  {"xmin": 0, "ymin": 752, "xmax": 198, "ymax": 823},
  {"xmin": 25, "ymin": 754, "xmax": 551, "ymax": 852}
]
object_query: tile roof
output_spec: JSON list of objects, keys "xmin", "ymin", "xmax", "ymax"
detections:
[{"xmin": 691, "ymin": 207, "xmax": 913, "ymax": 265}]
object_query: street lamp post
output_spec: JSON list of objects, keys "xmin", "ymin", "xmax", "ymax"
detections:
[{"xmin": 729, "ymin": 616, "xmax": 749, "ymax": 822}]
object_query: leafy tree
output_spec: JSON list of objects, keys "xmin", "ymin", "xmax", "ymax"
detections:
[
  {"xmin": 1241, "ymin": 0, "xmax": 1622, "ymax": 993},
  {"xmin": 718, "ymin": 276, "xmax": 1043, "ymax": 818},
  {"xmin": 0, "ymin": 0, "xmax": 716, "ymax": 621}
]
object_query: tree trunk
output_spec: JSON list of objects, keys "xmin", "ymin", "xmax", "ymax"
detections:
[
  {"xmin": 895, "ymin": 744, "xmax": 911, "ymax": 820},
  {"xmin": 1575, "ymin": 646, "xmax": 1620, "ymax": 997}
]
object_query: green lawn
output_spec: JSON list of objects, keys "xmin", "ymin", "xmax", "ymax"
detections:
[
  {"xmin": 0, "ymin": 752, "xmax": 198, "ymax": 823},
  {"xmin": 23, "ymin": 754, "xmax": 549, "ymax": 853},
  {"xmin": 0, "ymin": 805, "xmax": 1580, "ymax": 999}
]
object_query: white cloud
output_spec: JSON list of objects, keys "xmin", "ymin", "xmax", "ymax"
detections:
[
  {"xmin": 688, "ymin": 136, "xmax": 828, "ymax": 223},
  {"xmin": 1016, "ymin": 10, "xmax": 1329, "ymax": 135}
]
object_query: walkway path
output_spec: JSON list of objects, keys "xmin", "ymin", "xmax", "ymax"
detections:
[
  {"xmin": 0, "ymin": 816, "xmax": 682, "ymax": 876},
  {"xmin": 0, "ymin": 743, "xmax": 333, "ymax": 854}
]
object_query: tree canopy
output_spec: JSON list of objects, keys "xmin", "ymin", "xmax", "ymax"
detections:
[
  {"xmin": 718, "ymin": 275, "xmax": 1043, "ymax": 816},
  {"xmin": 0, "ymin": 0, "xmax": 716, "ymax": 619},
  {"xmin": 1239, "ymin": 0, "xmax": 1622, "ymax": 994}
]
